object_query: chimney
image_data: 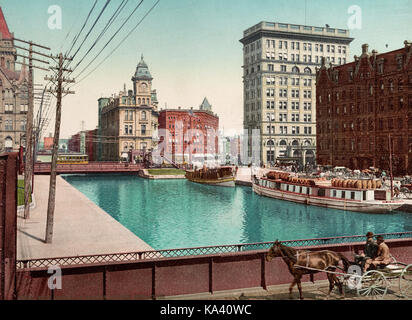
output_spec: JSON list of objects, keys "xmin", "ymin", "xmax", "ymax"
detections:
[{"xmin": 362, "ymin": 44, "xmax": 369, "ymax": 55}]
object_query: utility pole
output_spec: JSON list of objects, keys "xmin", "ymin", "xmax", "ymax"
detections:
[
  {"xmin": 44, "ymin": 53, "xmax": 75, "ymax": 244},
  {"xmin": 32, "ymin": 86, "xmax": 49, "ymax": 193},
  {"xmin": 388, "ymin": 134, "xmax": 394, "ymax": 199},
  {"xmin": 13, "ymin": 38, "xmax": 51, "ymax": 219}
]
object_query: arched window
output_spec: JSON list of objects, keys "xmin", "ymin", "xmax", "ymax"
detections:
[
  {"xmin": 138, "ymin": 98, "xmax": 141, "ymax": 104},
  {"xmin": 292, "ymin": 66, "xmax": 300, "ymax": 73},
  {"xmin": 292, "ymin": 140, "xmax": 299, "ymax": 146},
  {"xmin": 305, "ymin": 150, "xmax": 314, "ymax": 157},
  {"xmin": 141, "ymin": 111, "xmax": 146, "ymax": 120},
  {"xmin": 293, "ymin": 150, "xmax": 302, "ymax": 157},
  {"xmin": 279, "ymin": 140, "xmax": 287, "ymax": 146},
  {"xmin": 304, "ymin": 67, "xmax": 312, "ymax": 74},
  {"xmin": 267, "ymin": 140, "xmax": 275, "ymax": 146},
  {"xmin": 304, "ymin": 140, "xmax": 311, "ymax": 146},
  {"xmin": 5, "ymin": 136, "xmax": 13, "ymax": 149}
]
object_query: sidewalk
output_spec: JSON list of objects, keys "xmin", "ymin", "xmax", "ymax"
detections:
[
  {"xmin": 163, "ymin": 280, "xmax": 410, "ymax": 300},
  {"xmin": 17, "ymin": 175, "xmax": 153, "ymax": 260}
]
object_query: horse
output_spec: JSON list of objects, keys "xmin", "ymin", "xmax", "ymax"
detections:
[{"xmin": 266, "ymin": 240, "xmax": 350, "ymax": 300}]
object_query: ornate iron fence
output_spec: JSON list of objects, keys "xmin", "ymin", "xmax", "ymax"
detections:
[{"xmin": 16, "ymin": 231, "xmax": 412, "ymax": 269}]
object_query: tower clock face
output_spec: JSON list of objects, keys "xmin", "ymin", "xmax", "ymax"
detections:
[{"xmin": 140, "ymin": 83, "xmax": 148, "ymax": 92}]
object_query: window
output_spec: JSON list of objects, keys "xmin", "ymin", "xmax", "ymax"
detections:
[
  {"xmin": 304, "ymin": 126, "xmax": 312, "ymax": 134},
  {"xmin": 5, "ymin": 119, "xmax": 13, "ymax": 131},
  {"xmin": 280, "ymin": 65, "xmax": 286, "ymax": 72},
  {"xmin": 141, "ymin": 125, "xmax": 146, "ymax": 135},
  {"xmin": 304, "ymin": 102, "xmax": 312, "ymax": 110},
  {"xmin": 303, "ymin": 114, "xmax": 312, "ymax": 122},
  {"xmin": 279, "ymin": 113, "xmax": 287, "ymax": 122},
  {"xmin": 292, "ymin": 66, "xmax": 300, "ymax": 73},
  {"xmin": 291, "ymin": 89, "xmax": 299, "ymax": 98},
  {"xmin": 279, "ymin": 89, "xmax": 287, "ymax": 98},
  {"xmin": 291, "ymin": 114, "xmax": 299, "ymax": 122},
  {"xmin": 268, "ymin": 64, "xmax": 274, "ymax": 71},
  {"xmin": 304, "ymin": 90, "xmax": 312, "ymax": 98},
  {"xmin": 291, "ymin": 126, "xmax": 300, "ymax": 134},
  {"xmin": 20, "ymin": 104, "xmax": 28, "ymax": 113}
]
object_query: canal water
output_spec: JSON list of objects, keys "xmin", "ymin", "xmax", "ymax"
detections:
[{"xmin": 63, "ymin": 174, "xmax": 412, "ymax": 250}]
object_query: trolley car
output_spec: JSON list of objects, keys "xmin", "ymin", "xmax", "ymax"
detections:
[{"xmin": 57, "ymin": 154, "xmax": 88, "ymax": 164}]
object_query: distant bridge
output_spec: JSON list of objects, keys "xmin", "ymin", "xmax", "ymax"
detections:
[{"xmin": 33, "ymin": 162, "xmax": 144, "ymax": 174}]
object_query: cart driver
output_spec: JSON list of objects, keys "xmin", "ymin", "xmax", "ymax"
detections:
[
  {"xmin": 363, "ymin": 235, "xmax": 391, "ymax": 272},
  {"xmin": 355, "ymin": 232, "xmax": 378, "ymax": 270}
]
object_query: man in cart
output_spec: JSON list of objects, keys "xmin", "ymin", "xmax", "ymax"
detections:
[
  {"xmin": 355, "ymin": 232, "xmax": 379, "ymax": 270},
  {"xmin": 363, "ymin": 235, "xmax": 391, "ymax": 272}
]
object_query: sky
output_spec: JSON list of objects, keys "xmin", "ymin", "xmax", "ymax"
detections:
[{"xmin": 1, "ymin": 0, "xmax": 412, "ymax": 139}]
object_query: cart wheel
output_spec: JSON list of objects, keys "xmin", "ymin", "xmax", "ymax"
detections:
[
  {"xmin": 357, "ymin": 270, "xmax": 388, "ymax": 299},
  {"xmin": 399, "ymin": 264, "xmax": 412, "ymax": 298}
]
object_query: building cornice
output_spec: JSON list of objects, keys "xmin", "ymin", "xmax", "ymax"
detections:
[{"xmin": 240, "ymin": 30, "xmax": 353, "ymax": 46}]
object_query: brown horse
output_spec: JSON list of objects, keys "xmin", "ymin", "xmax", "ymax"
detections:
[{"xmin": 266, "ymin": 240, "xmax": 350, "ymax": 300}]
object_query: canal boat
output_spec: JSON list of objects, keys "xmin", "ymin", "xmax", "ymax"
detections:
[
  {"xmin": 185, "ymin": 166, "xmax": 235, "ymax": 187},
  {"xmin": 252, "ymin": 171, "xmax": 404, "ymax": 214}
]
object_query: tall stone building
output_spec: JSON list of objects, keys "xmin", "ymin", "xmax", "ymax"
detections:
[
  {"xmin": 240, "ymin": 22, "xmax": 353, "ymax": 166},
  {"xmin": 99, "ymin": 55, "xmax": 159, "ymax": 161},
  {"xmin": 316, "ymin": 42, "xmax": 412, "ymax": 176},
  {"xmin": 0, "ymin": 7, "xmax": 30, "ymax": 152}
]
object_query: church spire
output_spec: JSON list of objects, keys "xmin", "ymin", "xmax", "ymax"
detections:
[
  {"xmin": 18, "ymin": 58, "xmax": 28, "ymax": 83},
  {"xmin": 0, "ymin": 7, "xmax": 12, "ymax": 39}
]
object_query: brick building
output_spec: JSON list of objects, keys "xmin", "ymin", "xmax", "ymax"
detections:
[
  {"xmin": 68, "ymin": 129, "xmax": 97, "ymax": 161},
  {"xmin": 157, "ymin": 98, "xmax": 219, "ymax": 165},
  {"xmin": 316, "ymin": 42, "xmax": 412, "ymax": 175},
  {"xmin": 43, "ymin": 135, "xmax": 53, "ymax": 151},
  {"xmin": 0, "ymin": 7, "xmax": 30, "ymax": 152}
]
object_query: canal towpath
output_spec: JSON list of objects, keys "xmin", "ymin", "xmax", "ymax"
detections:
[{"xmin": 17, "ymin": 175, "xmax": 154, "ymax": 261}]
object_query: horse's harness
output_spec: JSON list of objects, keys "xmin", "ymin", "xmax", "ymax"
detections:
[{"xmin": 277, "ymin": 246, "xmax": 311, "ymax": 268}]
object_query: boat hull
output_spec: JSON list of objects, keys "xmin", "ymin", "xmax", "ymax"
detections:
[
  {"xmin": 186, "ymin": 177, "xmax": 235, "ymax": 187},
  {"xmin": 252, "ymin": 183, "xmax": 404, "ymax": 214}
]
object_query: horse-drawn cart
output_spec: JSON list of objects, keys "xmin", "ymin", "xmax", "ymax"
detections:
[
  {"xmin": 348, "ymin": 258, "xmax": 412, "ymax": 299},
  {"xmin": 266, "ymin": 241, "xmax": 412, "ymax": 300}
]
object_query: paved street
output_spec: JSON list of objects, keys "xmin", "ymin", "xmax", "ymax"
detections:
[{"xmin": 165, "ymin": 280, "xmax": 410, "ymax": 300}]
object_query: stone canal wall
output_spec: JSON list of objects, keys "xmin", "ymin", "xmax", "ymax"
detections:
[{"xmin": 15, "ymin": 237, "xmax": 412, "ymax": 300}]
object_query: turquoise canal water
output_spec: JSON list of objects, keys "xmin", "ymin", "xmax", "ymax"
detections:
[{"xmin": 63, "ymin": 174, "xmax": 412, "ymax": 250}]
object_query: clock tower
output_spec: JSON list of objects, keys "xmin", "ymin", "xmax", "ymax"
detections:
[{"xmin": 132, "ymin": 54, "xmax": 153, "ymax": 106}]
